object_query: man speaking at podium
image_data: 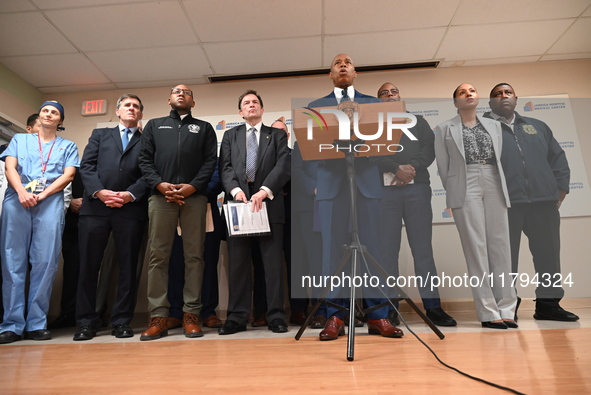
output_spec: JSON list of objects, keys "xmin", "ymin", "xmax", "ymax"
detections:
[{"xmin": 308, "ymin": 53, "xmax": 403, "ymax": 341}]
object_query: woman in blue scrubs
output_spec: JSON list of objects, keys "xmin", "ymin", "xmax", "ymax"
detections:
[{"xmin": 0, "ymin": 101, "xmax": 79, "ymax": 344}]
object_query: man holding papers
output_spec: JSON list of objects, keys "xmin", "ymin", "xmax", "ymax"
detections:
[{"xmin": 219, "ymin": 90, "xmax": 291, "ymax": 335}]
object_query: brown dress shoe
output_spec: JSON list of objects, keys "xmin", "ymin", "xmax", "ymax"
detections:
[
  {"xmin": 251, "ymin": 316, "xmax": 268, "ymax": 327},
  {"xmin": 202, "ymin": 315, "xmax": 223, "ymax": 328},
  {"xmin": 367, "ymin": 318, "xmax": 404, "ymax": 338},
  {"xmin": 309, "ymin": 315, "xmax": 327, "ymax": 329},
  {"xmin": 183, "ymin": 313, "xmax": 204, "ymax": 338},
  {"xmin": 319, "ymin": 316, "xmax": 345, "ymax": 341},
  {"xmin": 167, "ymin": 317, "xmax": 182, "ymax": 330},
  {"xmin": 289, "ymin": 311, "xmax": 307, "ymax": 326},
  {"xmin": 140, "ymin": 317, "xmax": 168, "ymax": 341}
]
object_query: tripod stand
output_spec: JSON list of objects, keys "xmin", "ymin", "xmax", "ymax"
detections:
[{"xmin": 295, "ymin": 144, "xmax": 444, "ymax": 361}]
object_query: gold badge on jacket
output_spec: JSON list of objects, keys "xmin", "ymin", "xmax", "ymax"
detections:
[{"xmin": 523, "ymin": 125, "xmax": 537, "ymax": 135}]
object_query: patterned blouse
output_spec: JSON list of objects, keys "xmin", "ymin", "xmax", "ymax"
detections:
[{"xmin": 462, "ymin": 121, "xmax": 495, "ymax": 164}]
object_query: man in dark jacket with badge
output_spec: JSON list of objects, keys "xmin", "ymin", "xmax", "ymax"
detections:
[
  {"xmin": 139, "ymin": 85, "xmax": 217, "ymax": 340},
  {"xmin": 484, "ymin": 83, "xmax": 578, "ymax": 322}
]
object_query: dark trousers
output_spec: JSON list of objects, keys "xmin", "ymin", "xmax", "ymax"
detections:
[
  {"xmin": 378, "ymin": 183, "xmax": 441, "ymax": 311},
  {"xmin": 76, "ymin": 215, "xmax": 146, "ymax": 327},
  {"xmin": 226, "ymin": 223, "xmax": 286, "ymax": 325},
  {"xmin": 292, "ymin": 209, "xmax": 321, "ymax": 314},
  {"xmin": 319, "ymin": 189, "xmax": 388, "ymax": 321},
  {"xmin": 60, "ymin": 225, "xmax": 80, "ymax": 317},
  {"xmin": 508, "ymin": 201, "xmax": 564, "ymax": 299}
]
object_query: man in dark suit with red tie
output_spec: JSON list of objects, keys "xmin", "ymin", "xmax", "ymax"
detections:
[
  {"xmin": 73, "ymin": 94, "xmax": 149, "ymax": 341},
  {"xmin": 308, "ymin": 54, "xmax": 403, "ymax": 340},
  {"xmin": 218, "ymin": 90, "xmax": 291, "ymax": 335}
]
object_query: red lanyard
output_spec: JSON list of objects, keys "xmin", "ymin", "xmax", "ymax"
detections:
[{"xmin": 37, "ymin": 133, "xmax": 57, "ymax": 176}]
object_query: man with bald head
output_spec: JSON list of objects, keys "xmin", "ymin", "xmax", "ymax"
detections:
[
  {"xmin": 139, "ymin": 85, "xmax": 217, "ymax": 340},
  {"xmin": 484, "ymin": 83, "xmax": 577, "ymax": 322},
  {"xmin": 306, "ymin": 54, "xmax": 403, "ymax": 341},
  {"xmin": 376, "ymin": 82, "xmax": 456, "ymax": 327}
]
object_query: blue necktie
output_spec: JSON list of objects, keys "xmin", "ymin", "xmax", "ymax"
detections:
[
  {"xmin": 122, "ymin": 128, "xmax": 130, "ymax": 150},
  {"xmin": 246, "ymin": 127, "xmax": 258, "ymax": 182},
  {"xmin": 341, "ymin": 89, "xmax": 351, "ymax": 102}
]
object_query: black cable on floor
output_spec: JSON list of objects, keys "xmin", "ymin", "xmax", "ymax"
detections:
[{"xmin": 356, "ymin": 233, "xmax": 527, "ymax": 395}]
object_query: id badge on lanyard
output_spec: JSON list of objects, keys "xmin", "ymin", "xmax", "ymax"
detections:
[{"xmin": 34, "ymin": 134, "xmax": 57, "ymax": 194}]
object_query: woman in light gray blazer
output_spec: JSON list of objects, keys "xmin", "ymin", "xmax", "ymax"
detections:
[{"xmin": 434, "ymin": 84, "xmax": 517, "ymax": 329}]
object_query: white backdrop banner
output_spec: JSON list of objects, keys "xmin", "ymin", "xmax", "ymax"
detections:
[{"xmin": 200, "ymin": 95, "xmax": 590, "ymax": 222}]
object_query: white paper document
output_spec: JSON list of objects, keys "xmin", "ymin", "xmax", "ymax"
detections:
[{"xmin": 224, "ymin": 200, "xmax": 271, "ymax": 237}]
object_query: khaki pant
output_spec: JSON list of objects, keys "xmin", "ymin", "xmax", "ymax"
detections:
[{"xmin": 146, "ymin": 194, "xmax": 207, "ymax": 317}]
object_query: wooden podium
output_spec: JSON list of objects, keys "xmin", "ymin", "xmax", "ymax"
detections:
[{"xmin": 292, "ymin": 101, "xmax": 409, "ymax": 160}]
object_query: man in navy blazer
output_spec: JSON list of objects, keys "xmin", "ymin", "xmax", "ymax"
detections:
[
  {"xmin": 74, "ymin": 94, "xmax": 149, "ymax": 341},
  {"xmin": 308, "ymin": 53, "xmax": 403, "ymax": 340},
  {"xmin": 218, "ymin": 90, "xmax": 291, "ymax": 335}
]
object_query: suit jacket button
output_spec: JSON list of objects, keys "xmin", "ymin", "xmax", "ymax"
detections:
[{"xmin": 119, "ymin": 168, "xmax": 123, "ymax": 172}]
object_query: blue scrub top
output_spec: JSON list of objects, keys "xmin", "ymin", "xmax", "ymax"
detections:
[{"xmin": 0, "ymin": 133, "xmax": 79, "ymax": 187}]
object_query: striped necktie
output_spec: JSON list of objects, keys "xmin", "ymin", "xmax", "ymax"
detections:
[{"xmin": 246, "ymin": 127, "xmax": 258, "ymax": 181}]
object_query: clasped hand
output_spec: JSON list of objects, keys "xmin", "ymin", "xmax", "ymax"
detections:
[
  {"xmin": 157, "ymin": 182, "xmax": 196, "ymax": 205},
  {"xmin": 97, "ymin": 189, "xmax": 133, "ymax": 208}
]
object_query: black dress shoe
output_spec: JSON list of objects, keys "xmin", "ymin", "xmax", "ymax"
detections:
[
  {"xmin": 481, "ymin": 321, "xmax": 508, "ymax": 329},
  {"xmin": 48, "ymin": 314, "xmax": 76, "ymax": 329},
  {"xmin": 111, "ymin": 324, "xmax": 134, "ymax": 338},
  {"xmin": 268, "ymin": 318, "xmax": 288, "ymax": 333},
  {"xmin": 426, "ymin": 307, "xmax": 457, "ymax": 327},
  {"xmin": 514, "ymin": 296, "xmax": 522, "ymax": 322},
  {"xmin": 534, "ymin": 299, "xmax": 579, "ymax": 322},
  {"xmin": 503, "ymin": 320, "xmax": 519, "ymax": 328},
  {"xmin": 388, "ymin": 310, "xmax": 400, "ymax": 326},
  {"xmin": 218, "ymin": 320, "xmax": 246, "ymax": 335},
  {"xmin": 24, "ymin": 329, "xmax": 52, "ymax": 340},
  {"xmin": 0, "ymin": 331, "xmax": 21, "ymax": 344},
  {"xmin": 73, "ymin": 325, "xmax": 97, "ymax": 341}
]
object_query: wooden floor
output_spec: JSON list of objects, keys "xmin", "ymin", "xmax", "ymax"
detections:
[{"xmin": 1, "ymin": 301, "xmax": 591, "ymax": 394}]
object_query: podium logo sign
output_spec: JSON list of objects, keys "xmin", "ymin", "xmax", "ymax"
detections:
[{"xmin": 302, "ymin": 107, "xmax": 418, "ymax": 153}]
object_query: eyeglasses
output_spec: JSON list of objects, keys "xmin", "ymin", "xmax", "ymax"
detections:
[
  {"xmin": 378, "ymin": 89, "xmax": 399, "ymax": 97},
  {"xmin": 171, "ymin": 88, "xmax": 193, "ymax": 96}
]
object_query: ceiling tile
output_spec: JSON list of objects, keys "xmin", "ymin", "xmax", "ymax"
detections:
[
  {"xmin": 184, "ymin": 0, "xmax": 321, "ymax": 42},
  {"xmin": 452, "ymin": 0, "xmax": 591, "ymax": 24},
  {"xmin": 448, "ymin": 56, "xmax": 541, "ymax": 67},
  {"xmin": 324, "ymin": 28, "xmax": 446, "ymax": 66},
  {"xmin": 437, "ymin": 20, "xmax": 573, "ymax": 60},
  {"xmin": 45, "ymin": 2, "xmax": 195, "ymax": 51},
  {"xmin": 39, "ymin": 83, "xmax": 118, "ymax": 94},
  {"xmin": 0, "ymin": 12, "xmax": 77, "ymax": 56},
  {"xmin": 547, "ymin": 18, "xmax": 591, "ymax": 54},
  {"xmin": 31, "ymin": 0, "xmax": 166, "ymax": 9},
  {"xmin": 115, "ymin": 78, "xmax": 209, "ymax": 90},
  {"xmin": 203, "ymin": 37, "xmax": 322, "ymax": 75},
  {"xmin": 325, "ymin": 0, "xmax": 460, "ymax": 34},
  {"xmin": 0, "ymin": 0, "xmax": 36, "ymax": 12},
  {"xmin": 87, "ymin": 45, "xmax": 212, "ymax": 82},
  {"xmin": 540, "ymin": 52, "xmax": 591, "ymax": 61},
  {"xmin": 0, "ymin": 53, "xmax": 110, "ymax": 88}
]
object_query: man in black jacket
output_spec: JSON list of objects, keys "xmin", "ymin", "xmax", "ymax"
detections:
[
  {"xmin": 139, "ymin": 85, "xmax": 217, "ymax": 340},
  {"xmin": 377, "ymin": 83, "xmax": 456, "ymax": 327},
  {"xmin": 485, "ymin": 83, "xmax": 578, "ymax": 322}
]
